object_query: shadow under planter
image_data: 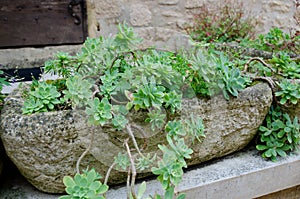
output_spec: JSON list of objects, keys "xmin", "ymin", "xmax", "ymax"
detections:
[{"xmin": 0, "ymin": 83, "xmax": 273, "ymax": 193}]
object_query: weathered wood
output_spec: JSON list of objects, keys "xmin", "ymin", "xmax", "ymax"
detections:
[{"xmin": 0, "ymin": 0, "xmax": 87, "ymax": 48}]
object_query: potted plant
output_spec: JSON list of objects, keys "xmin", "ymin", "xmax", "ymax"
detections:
[{"xmin": 0, "ymin": 24, "xmax": 275, "ymax": 197}]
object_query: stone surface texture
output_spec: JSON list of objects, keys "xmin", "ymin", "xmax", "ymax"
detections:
[
  {"xmin": 1, "ymin": 0, "xmax": 299, "ymax": 70},
  {"xmin": 0, "ymin": 83, "xmax": 272, "ymax": 193}
]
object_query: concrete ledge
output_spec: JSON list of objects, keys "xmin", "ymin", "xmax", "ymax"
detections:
[
  {"xmin": 179, "ymin": 147, "xmax": 300, "ymax": 199},
  {"xmin": 0, "ymin": 146, "xmax": 299, "ymax": 198},
  {"xmin": 0, "ymin": 45, "xmax": 81, "ymax": 70},
  {"xmin": 106, "ymin": 146, "xmax": 300, "ymax": 199}
]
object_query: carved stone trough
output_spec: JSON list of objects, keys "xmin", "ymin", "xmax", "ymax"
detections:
[{"xmin": 0, "ymin": 83, "xmax": 272, "ymax": 193}]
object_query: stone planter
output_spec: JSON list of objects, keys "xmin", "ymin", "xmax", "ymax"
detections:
[{"xmin": 0, "ymin": 83, "xmax": 273, "ymax": 193}]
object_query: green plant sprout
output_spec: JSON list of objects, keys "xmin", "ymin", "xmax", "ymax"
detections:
[{"xmin": 60, "ymin": 169, "xmax": 108, "ymax": 199}]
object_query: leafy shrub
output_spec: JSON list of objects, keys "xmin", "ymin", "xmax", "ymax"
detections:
[
  {"xmin": 256, "ymin": 106, "xmax": 300, "ymax": 161},
  {"xmin": 187, "ymin": 0, "xmax": 256, "ymax": 43},
  {"xmin": 248, "ymin": 28, "xmax": 300, "ymax": 54},
  {"xmin": 269, "ymin": 52, "xmax": 300, "ymax": 79},
  {"xmin": 172, "ymin": 49, "xmax": 249, "ymax": 99}
]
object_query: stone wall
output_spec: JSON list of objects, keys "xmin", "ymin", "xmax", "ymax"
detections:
[
  {"xmin": 0, "ymin": 0, "xmax": 299, "ymax": 69},
  {"xmin": 87, "ymin": 0, "xmax": 300, "ymax": 50}
]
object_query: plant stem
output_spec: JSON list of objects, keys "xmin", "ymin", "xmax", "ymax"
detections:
[
  {"xmin": 252, "ymin": 76, "xmax": 278, "ymax": 104},
  {"xmin": 102, "ymin": 162, "xmax": 117, "ymax": 199},
  {"xmin": 125, "ymin": 138, "xmax": 137, "ymax": 199},
  {"xmin": 131, "ymin": 123, "xmax": 148, "ymax": 150},
  {"xmin": 127, "ymin": 167, "xmax": 131, "ymax": 199},
  {"xmin": 111, "ymin": 96, "xmax": 128, "ymax": 104},
  {"xmin": 125, "ymin": 124, "xmax": 143, "ymax": 156},
  {"xmin": 243, "ymin": 57, "xmax": 276, "ymax": 74},
  {"xmin": 92, "ymin": 85, "xmax": 100, "ymax": 99},
  {"xmin": 104, "ymin": 162, "xmax": 116, "ymax": 185},
  {"xmin": 76, "ymin": 125, "xmax": 95, "ymax": 174}
]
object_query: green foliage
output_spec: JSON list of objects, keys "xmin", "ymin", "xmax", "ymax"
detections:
[
  {"xmin": 18, "ymin": 22, "xmax": 268, "ymax": 199},
  {"xmin": 146, "ymin": 109, "xmax": 166, "ymax": 131},
  {"xmin": 188, "ymin": 49, "xmax": 220, "ymax": 97},
  {"xmin": 275, "ymin": 79, "xmax": 300, "ymax": 105},
  {"xmin": 188, "ymin": 0, "xmax": 255, "ymax": 43},
  {"xmin": 22, "ymin": 97, "xmax": 45, "ymax": 114},
  {"xmin": 114, "ymin": 22, "xmax": 143, "ymax": 51},
  {"xmin": 22, "ymin": 81, "xmax": 62, "ymax": 114},
  {"xmin": 0, "ymin": 70, "xmax": 10, "ymax": 91},
  {"xmin": 129, "ymin": 181, "xmax": 186, "ymax": 199},
  {"xmin": 150, "ymin": 186, "xmax": 186, "ymax": 199},
  {"xmin": 112, "ymin": 114, "xmax": 128, "ymax": 130},
  {"xmin": 21, "ymin": 20, "xmax": 300, "ymax": 199},
  {"xmin": 44, "ymin": 52, "xmax": 76, "ymax": 78},
  {"xmin": 218, "ymin": 63, "xmax": 248, "ymax": 100},
  {"xmin": 152, "ymin": 117, "xmax": 204, "ymax": 192},
  {"xmin": 269, "ymin": 53, "xmax": 300, "ymax": 79},
  {"xmin": 130, "ymin": 181, "xmax": 147, "ymax": 199},
  {"xmin": 136, "ymin": 154, "xmax": 156, "ymax": 171},
  {"xmin": 125, "ymin": 50, "xmax": 184, "ymax": 91},
  {"xmin": 63, "ymin": 75, "xmax": 93, "ymax": 108},
  {"xmin": 175, "ymin": 49, "xmax": 249, "ymax": 100},
  {"xmin": 132, "ymin": 77, "xmax": 166, "ymax": 110},
  {"xmin": 256, "ymin": 106, "xmax": 300, "ymax": 161},
  {"xmin": 164, "ymin": 116, "xmax": 205, "ymax": 144},
  {"xmin": 59, "ymin": 169, "xmax": 108, "ymax": 199},
  {"xmin": 151, "ymin": 155, "xmax": 185, "ymax": 190},
  {"xmin": 85, "ymin": 98, "xmax": 112, "ymax": 126},
  {"xmin": 114, "ymin": 152, "xmax": 130, "ymax": 171},
  {"xmin": 183, "ymin": 115, "xmax": 206, "ymax": 143},
  {"xmin": 280, "ymin": 61, "xmax": 300, "ymax": 79},
  {"xmin": 165, "ymin": 120, "xmax": 185, "ymax": 140},
  {"xmin": 0, "ymin": 70, "xmax": 9, "ymax": 110},
  {"xmin": 163, "ymin": 91, "xmax": 182, "ymax": 114},
  {"xmin": 249, "ymin": 28, "xmax": 300, "ymax": 54},
  {"xmin": 99, "ymin": 70, "xmax": 120, "ymax": 97}
]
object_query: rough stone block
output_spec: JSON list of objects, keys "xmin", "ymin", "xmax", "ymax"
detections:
[
  {"xmin": 0, "ymin": 83, "xmax": 272, "ymax": 193},
  {"xmin": 130, "ymin": 4, "xmax": 152, "ymax": 26}
]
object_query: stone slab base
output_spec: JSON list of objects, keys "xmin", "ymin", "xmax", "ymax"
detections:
[
  {"xmin": 107, "ymin": 146, "xmax": 300, "ymax": 199},
  {"xmin": 0, "ymin": 146, "xmax": 299, "ymax": 199}
]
